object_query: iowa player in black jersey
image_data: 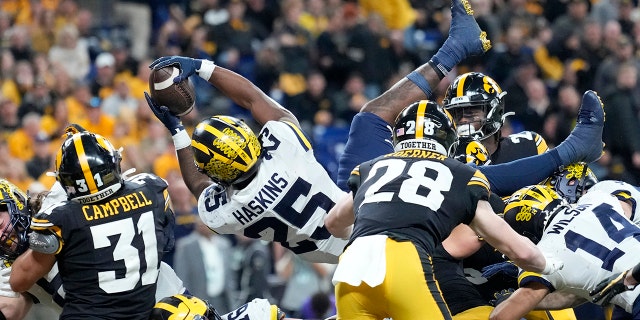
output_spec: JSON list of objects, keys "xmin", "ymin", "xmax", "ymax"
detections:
[
  {"xmin": 435, "ymin": 73, "xmax": 595, "ymax": 319},
  {"xmin": 9, "ymin": 131, "xmax": 175, "ymax": 320},
  {"xmin": 327, "ymin": 100, "xmax": 563, "ymax": 319},
  {"xmin": 443, "ymin": 72, "xmax": 549, "ymax": 164}
]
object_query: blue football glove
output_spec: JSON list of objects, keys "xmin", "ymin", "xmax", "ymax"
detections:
[
  {"xmin": 144, "ymin": 92, "xmax": 184, "ymax": 134},
  {"xmin": 149, "ymin": 56, "xmax": 203, "ymax": 83},
  {"xmin": 489, "ymin": 288, "xmax": 515, "ymax": 307},
  {"xmin": 482, "ymin": 261, "xmax": 519, "ymax": 280}
]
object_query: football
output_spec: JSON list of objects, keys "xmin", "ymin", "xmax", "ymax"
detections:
[{"xmin": 149, "ymin": 66, "xmax": 196, "ymax": 116}]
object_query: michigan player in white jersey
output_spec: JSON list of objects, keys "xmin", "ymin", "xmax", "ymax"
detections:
[
  {"xmin": 193, "ymin": 119, "xmax": 348, "ymax": 263},
  {"xmin": 490, "ymin": 185, "xmax": 640, "ymax": 319},
  {"xmin": 588, "ymin": 180, "xmax": 640, "ymax": 225},
  {"xmin": 145, "ymin": 60, "xmax": 348, "ymax": 263}
]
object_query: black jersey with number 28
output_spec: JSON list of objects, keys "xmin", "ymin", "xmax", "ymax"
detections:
[{"xmin": 347, "ymin": 150, "xmax": 491, "ymax": 253}]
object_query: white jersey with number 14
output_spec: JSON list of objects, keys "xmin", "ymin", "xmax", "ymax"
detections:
[{"xmin": 531, "ymin": 190, "xmax": 640, "ymax": 313}]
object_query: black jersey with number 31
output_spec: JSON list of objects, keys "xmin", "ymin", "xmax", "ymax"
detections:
[{"xmin": 31, "ymin": 173, "xmax": 174, "ymax": 320}]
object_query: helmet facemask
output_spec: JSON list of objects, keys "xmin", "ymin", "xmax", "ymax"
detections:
[
  {"xmin": 543, "ymin": 162, "xmax": 598, "ymax": 203},
  {"xmin": 443, "ymin": 72, "xmax": 509, "ymax": 141}
]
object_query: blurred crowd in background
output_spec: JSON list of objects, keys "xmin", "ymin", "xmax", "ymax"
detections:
[{"xmin": 1, "ymin": 0, "xmax": 640, "ymax": 318}]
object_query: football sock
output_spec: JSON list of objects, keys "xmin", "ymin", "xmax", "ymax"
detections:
[
  {"xmin": 478, "ymin": 152, "xmax": 561, "ymax": 197},
  {"xmin": 554, "ymin": 90, "xmax": 605, "ymax": 165}
]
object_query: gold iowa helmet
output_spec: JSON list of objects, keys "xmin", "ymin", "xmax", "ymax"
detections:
[
  {"xmin": 393, "ymin": 100, "xmax": 459, "ymax": 156},
  {"xmin": 443, "ymin": 72, "xmax": 508, "ymax": 140}
]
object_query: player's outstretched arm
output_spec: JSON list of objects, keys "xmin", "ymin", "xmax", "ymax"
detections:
[
  {"xmin": 145, "ymin": 93, "xmax": 212, "ymax": 198},
  {"xmin": 9, "ymin": 250, "xmax": 55, "ymax": 293},
  {"xmin": 469, "ymin": 200, "xmax": 562, "ymax": 275},
  {"xmin": 150, "ymin": 56, "xmax": 298, "ymax": 126},
  {"xmin": 337, "ymin": 0, "xmax": 491, "ymax": 190},
  {"xmin": 361, "ymin": 0, "xmax": 491, "ymax": 124},
  {"xmin": 489, "ymin": 283, "xmax": 550, "ymax": 320},
  {"xmin": 325, "ymin": 192, "xmax": 355, "ymax": 239}
]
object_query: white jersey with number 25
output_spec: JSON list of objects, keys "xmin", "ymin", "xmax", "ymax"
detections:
[{"xmin": 198, "ymin": 121, "xmax": 348, "ymax": 263}]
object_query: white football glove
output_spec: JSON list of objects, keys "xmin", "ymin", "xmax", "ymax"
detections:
[
  {"xmin": 541, "ymin": 254, "xmax": 564, "ymax": 275},
  {"xmin": 0, "ymin": 264, "xmax": 19, "ymax": 298}
]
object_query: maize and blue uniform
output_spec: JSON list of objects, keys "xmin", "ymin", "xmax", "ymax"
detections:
[
  {"xmin": 518, "ymin": 190, "xmax": 640, "ymax": 318},
  {"xmin": 198, "ymin": 121, "xmax": 348, "ymax": 264}
]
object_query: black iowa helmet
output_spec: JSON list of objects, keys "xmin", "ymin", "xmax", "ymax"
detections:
[
  {"xmin": 191, "ymin": 116, "xmax": 262, "ymax": 186},
  {"xmin": 393, "ymin": 100, "xmax": 459, "ymax": 156},
  {"xmin": 149, "ymin": 294, "xmax": 222, "ymax": 320},
  {"xmin": 443, "ymin": 72, "xmax": 508, "ymax": 140},
  {"xmin": 55, "ymin": 132, "xmax": 123, "ymax": 204},
  {"xmin": 0, "ymin": 179, "xmax": 30, "ymax": 260}
]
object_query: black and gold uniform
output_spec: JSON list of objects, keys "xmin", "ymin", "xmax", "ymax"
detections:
[
  {"xmin": 490, "ymin": 131, "xmax": 548, "ymax": 165},
  {"xmin": 462, "ymin": 130, "xmax": 548, "ymax": 301},
  {"xmin": 348, "ymin": 151, "xmax": 490, "ymax": 254},
  {"xmin": 440, "ymin": 72, "xmax": 573, "ymax": 319},
  {"xmin": 433, "ymin": 131, "xmax": 568, "ymax": 319},
  {"xmin": 31, "ymin": 173, "xmax": 174, "ymax": 320},
  {"xmin": 335, "ymin": 149, "xmax": 491, "ymax": 319},
  {"xmin": 332, "ymin": 100, "xmax": 493, "ymax": 319}
]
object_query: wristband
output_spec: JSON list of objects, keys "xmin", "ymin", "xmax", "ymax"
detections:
[
  {"xmin": 172, "ymin": 129, "xmax": 192, "ymax": 150},
  {"xmin": 430, "ymin": 56, "xmax": 450, "ymax": 79},
  {"xmin": 428, "ymin": 59, "xmax": 446, "ymax": 80},
  {"xmin": 406, "ymin": 71, "xmax": 432, "ymax": 97},
  {"xmin": 197, "ymin": 60, "xmax": 216, "ymax": 81}
]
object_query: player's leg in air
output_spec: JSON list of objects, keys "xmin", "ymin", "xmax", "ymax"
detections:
[
  {"xmin": 479, "ymin": 90, "xmax": 605, "ymax": 196},
  {"xmin": 337, "ymin": 0, "xmax": 491, "ymax": 190},
  {"xmin": 336, "ymin": 0, "xmax": 605, "ymax": 196}
]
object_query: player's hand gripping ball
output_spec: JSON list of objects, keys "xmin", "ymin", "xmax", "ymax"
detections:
[{"xmin": 148, "ymin": 66, "xmax": 196, "ymax": 116}]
